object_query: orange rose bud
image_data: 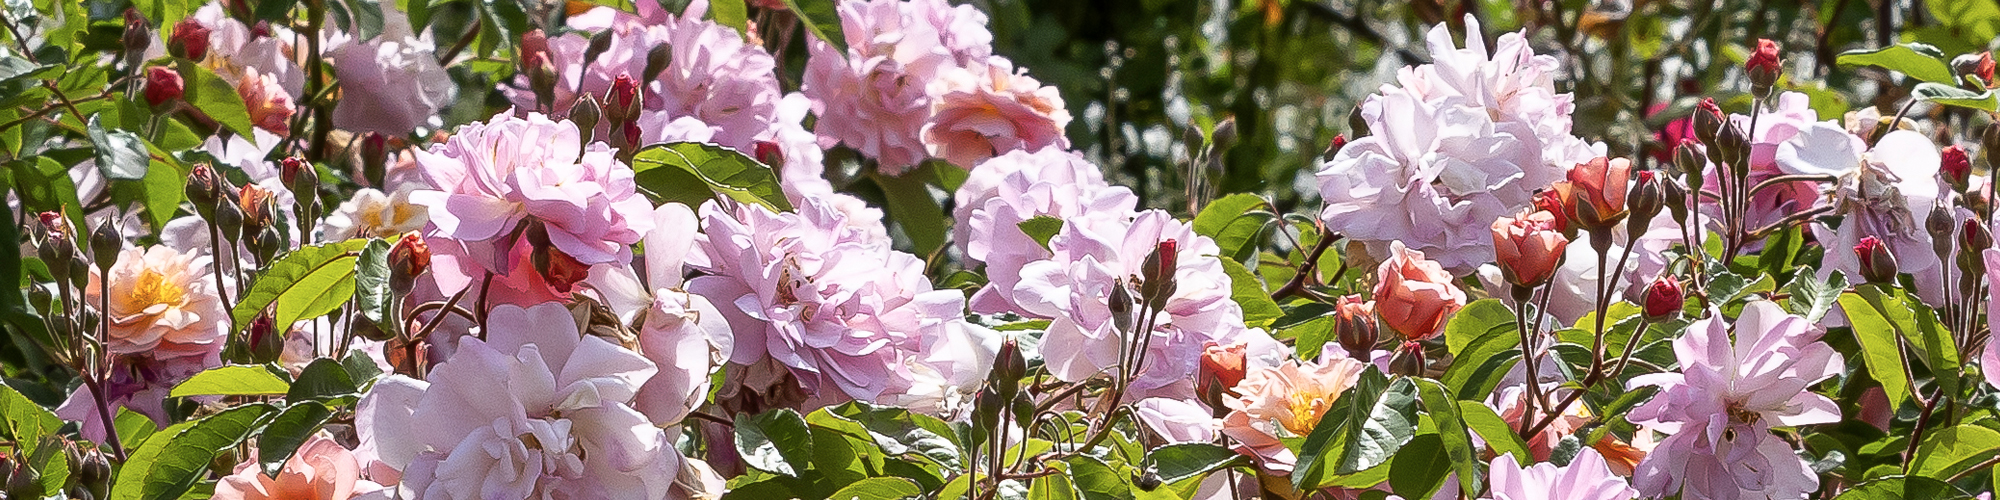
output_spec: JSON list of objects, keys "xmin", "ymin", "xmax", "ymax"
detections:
[
  {"xmin": 1557, "ymin": 157, "xmax": 1633, "ymax": 230},
  {"xmin": 1198, "ymin": 342, "xmax": 1249, "ymax": 403},
  {"xmin": 388, "ymin": 232, "xmax": 429, "ymax": 295},
  {"xmin": 1492, "ymin": 209, "xmax": 1569, "ymax": 288},
  {"xmin": 1373, "ymin": 242, "xmax": 1467, "ymax": 341},
  {"xmin": 1334, "ymin": 295, "xmax": 1378, "ymax": 359}
]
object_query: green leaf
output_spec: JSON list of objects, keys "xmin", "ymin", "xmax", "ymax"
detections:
[
  {"xmin": 1835, "ymin": 43, "xmax": 1954, "ymax": 83},
  {"xmin": 709, "ymin": 0, "xmax": 748, "ymax": 35},
  {"xmin": 256, "ymin": 402, "xmax": 334, "ymax": 477},
  {"xmin": 632, "ymin": 142, "xmax": 791, "ymax": 212},
  {"xmin": 352, "ymin": 238, "xmax": 396, "ymax": 337},
  {"xmin": 134, "ymin": 155, "xmax": 189, "ymax": 232},
  {"xmin": 1018, "ymin": 216, "xmax": 1063, "ymax": 252},
  {"xmin": 782, "ymin": 0, "xmax": 846, "ymax": 55},
  {"xmin": 1027, "ymin": 467, "xmax": 1080, "ymax": 500},
  {"xmin": 810, "ymin": 426, "xmax": 871, "ymax": 486},
  {"xmin": 1141, "ymin": 443, "xmax": 1245, "ymax": 485},
  {"xmin": 129, "ymin": 0, "xmax": 190, "ymax": 30},
  {"xmin": 827, "ymin": 477, "xmax": 922, "ymax": 500},
  {"xmin": 229, "ymin": 239, "xmax": 371, "ymax": 332},
  {"xmin": 1848, "ymin": 287, "xmax": 1961, "ymax": 403},
  {"xmin": 1839, "ymin": 292, "xmax": 1911, "ymax": 408},
  {"xmin": 342, "ymin": 349, "xmax": 384, "ymax": 386},
  {"xmin": 1192, "ymin": 193, "xmax": 1275, "ymax": 262},
  {"xmin": 1063, "ymin": 456, "xmax": 1132, "ymax": 500},
  {"xmin": 1440, "ymin": 299, "xmax": 1519, "ymax": 397},
  {"xmin": 1831, "ymin": 475, "xmax": 1973, "ymax": 499},
  {"xmin": 1412, "ymin": 379, "xmax": 1477, "ymax": 494},
  {"xmin": 873, "ymin": 170, "xmax": 948, "ymax": 257},
  {"xmin": 1338, "ymin": 376, "xmax": 1417, "ymax": 474},
  {"xmin": 111, "ymin": 419, "xmax": 195, "ymax": 500},
  {"xmin": 1387, "ymin": 434, "xmax": 1449, "ymax": 498},
  {"xmin": 735, "ymin": 409, "xmax": 814, "ymax": 477},
  {"xmin": 1219, "ymin": 258, "xmax": 1282, "ymax": 329},
  {"xmin": 1457, "ymin": 401, "xmax": 1530, "ymax": 462},
  {"xmin": 820, "ymin": 402, "xmax": 964, "ymax": 472},
  {"xmin": 133, "ymin": 404, "xmax": 277, "ymax": 500},
  {"xmin": 0, "ymin": 383, "xmax": 59, "ymax": 456},
  {"xmin": 287, "ymin": 358, "xmax": 359, "ymax": 401},
  {"xmin": 175, "ymin": 60, "xmax": 255, "ymax": 139},
  {"xmin": 330, "ymin": 0, "xmax": 385, "ymax": 40},
  {"xmin": 169, "ymin": 365, "xmax": 291, "ymax": 397},
  {"xmin": 7, "ymin": 157, "xmax": 85, "ymax": 232},
  {"xmin": 1910, "ymin": 425, "xmax": 2000, "ymax": 481},
  {"xmin": 1445, "ymin": 299, "xmax": 1514, "ymax": 357},
  {"xmin": 88, "ymin": 114, "xmax": 149, "ymax": 180},
  {"xmin": 1786, "ymin": 269, "xmax": 1847, "ymax": 323},
  {"xmin": 1913, "ymin": 82, "xmax": 2000, "ymax": 112}
]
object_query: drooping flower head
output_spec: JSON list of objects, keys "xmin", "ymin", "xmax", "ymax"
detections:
[
  {"xmin": 1317, "ymin": 15, "xmax": 1597, "ymax": 273},
  {"xmin": 1626, "ymin": 301, "xmax": 1842, "ymax": 499}
]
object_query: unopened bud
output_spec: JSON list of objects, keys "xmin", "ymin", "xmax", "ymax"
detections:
[
  {"xmin": 122, "ymin": 9, "xmax": 151, "ymax": 59},
  {"xmin": 1209, "ymin": 119, "xmax": 1237, "ymax": 153},
  {"xmin": 606, "ymin": 74, "xmax": 643, "ymax": 124},
  {"xmin": 1930, "ymin": 204, "xmax": 1957, "ymax": 258},
  {"xmin": 214, "ymin": 191, "xmax": 245, "ymax": 244},
  {"xmin": 1197, "ymin": 342, "xmax": 1246, "ymax": 413},
  {"xmin": 583, "ymin": 30, "xmax": 616, "ymax": 68},
  {"xmin": 89, "ymin": 222, "xmax": 121, "ymax": 272},
  {"xmin": 643, "ymin": 44, "xmax": 674, "ymax": 83},
  {"xmin": 280, "ymin": 156, "xmax": 317, "ymax": 206},
  {"xmin": 238, "ymin": 184, "xmax": 275, "ymax": 236},
  {"xmin": 990, "ymin": 338, "xmax": 1026, "ymax": 397},
  {"xmin": 7, "ymin": 458, "xmax": 41, "ymax": 500},
  {"xmin": 1388, "ymin": 341, "xmax": 1425, "ymax": 377},
  {"xmin": 1746, "ymin": 39, "xmax": 1781, "ymax": 98},
  {"xmin": 1955, "ymin": 52, "xmax": 1996, "ymax": 89},
  {"xmin": 168, "ymin": 18, "xmax": 211, "ymax": 60},
  {"xmin": 752, "ymin": 141, "xmax": 784, "ymax": 167},
  {"xmin": 246, "ymin": 312, "xmax": 282, "ymax": 364},
  {"xmin": 1347, "ymin": 105, "xmax": 1369, "ymax": 138},
  {"xmin": 144, "ymin": 67, "xmax": 185, "ymax": 108},
  {"xmin": 1961, "ymin": 218, "xmax": 1993, "ymax": 258},
  {"xmin": 1643, "ymin": 275, "xmax": 1683, "ymax": 322},
  {"xmin": 1321, "ymin": 134, "xmax": 1348, "ymax": 162},
  {"xmin": 1855, "ymin": 236, "xmax": 1899, "ymax": 285},
  {"xmin": 389, "ymin": 231, "xmax": 429, "ymax": 295},
  {"xmin": 1715, "ymin": 121, "xmax": 1751, "ymax": 172},
  {"xmin": 1334, "ymin": 296, "xmax": 1378, "ymax": 360},
  {"xmin": 1943, "ymin": 145, "xmax": 1972, "ymax": 191},
  {"xmin": 1694, "ymin": 98, "xmax": 1725, "ymax": 146},
  {"xmin": 1626, "ymin": 170, "xmax": 1663, "ymax": 239},
  {"xmin": 1139, "ymin": 239, "xmax": 1179, "ymax": 309},
  {"xmin": 1107, "ymin": 279, "xmax": 1135, "ymax": 335},
  {"xmin": 249, "ymin": 225, "xmax": 282, "ymax": 264},
  {"xmin": 187, "ymin": 163, "xmax": 221, "ymax": 218},
  {"xmin": 570, "ymin": 94, "xmax": 603, "ymax": 144},
  {"xmin": 360, "ymin": 132, "xmax": 389, "ymax": 188}
]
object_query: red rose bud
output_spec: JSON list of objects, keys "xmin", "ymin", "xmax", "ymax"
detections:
[
  {"xmin": 246, "ymin": 311, "xmax": 283, "ymax": 363},
  {"xmin": 1962, "ymin": 218, "xmax": 1993, "ymax": 255},
  {"xmin": 1855, "ymin": 236, "xmax": 1899, "ymax": 285},
  {"xmin": 388, "ymin": 231, "xmax": 429, "ymax": 294},
  {"xmin": 1198, "ymin": 342, "xmax": 1248, "ymax": 409},
  {"xmin": 360, "ymin": 132, "xmax": 389, "ymax": 187},
  {"xmin": 1322, "ymin": 134, "xmax": 1348, "ymax": 162},
  {"xmin": 753, "ymin": 141, "xmax": 785, "ymax": 167},
  {"xmin": 1643, "ymin": 275, "xmax": 1683, "ymax": 322},
  {"xmin": 1334, "ymin": 295, "xmax": 1378, "ymax": 359},
  {"xmin": 1982, "ymin": 52, "xmax": 1997, "ymax": 85},
  {"xmin": 169, "ymin": 18, "xmax": 211, "ymax": 60},
  {"xmin": 1746, "ymin": 39, "xmax": 1782, "ymax": 97},
  {"xmin": 1140, "ymin": 239, "xmax": 1179, "ymax": 309},
  {"xmin": 280, "ymin": 156, "xmax": 317, "ymax": 202},
  {"xmin": 990, "ymin": 338, "xmax": 1027, "ymax": 397},
  {"xmin": 520, "ymin": 29, "xmax": 550, "ymax": 72},
  {"xmin": 144, "ymin": 67, "xmax": 185, "ymax": 107},
  {"xmin": 1943, "ymin": 145, "xmax": 1971, "ymax": 191},
  {"xmin": 1694, "ymin": 98, "xmax": 1725, "ymax": 146},
  {"xmin": 1955, "ymin": 52, "xmax": 1997, "ymax": 88},
  {"xmin": 186, "ymin": 163, "xmax": 222, "ymax": 217},
  {"xmin": 122, "ymin": 9, "xmax": 151, "ymax": 57},
  {"xmin": 606, "ymin": 74, "xmax": 643, "ymax": 124}
]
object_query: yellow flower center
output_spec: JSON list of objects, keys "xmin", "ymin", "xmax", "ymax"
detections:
[
  {"xmin": 1282, "ymin": 391, "xmax": 1333, "ymax": 435},
  {"xmin": 128, "ymin": 270, "xmax": 186, "ymax": 308}
]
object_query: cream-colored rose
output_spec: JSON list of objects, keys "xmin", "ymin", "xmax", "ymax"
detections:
[
  {"xmin": 86, "ymin": 246, "xmax": 226, "ymax": 359},
  {"xmin": 1220, "ymin": 353, "xmax": 1367, "ymax": 473},
  {"xmin": 322, "ymin": 188, "xmax": 429, "ymax": 241}
]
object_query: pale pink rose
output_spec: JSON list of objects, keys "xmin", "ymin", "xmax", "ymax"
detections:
[
  {"xmin": 327, "ymin": 0, "xmax": 454, "ymax": 136},
  {"xmin": 1317, "ymin": 15, "xmax": 1596, "ymax": 273},
  {"xmin": 1220, "ymin": 352, "xmax": 1367, "ymax": 473},
  {"xmin": 1626, "ymin": 301, "xmax": 1841, "ymax": 499},
  {"xmin": 802, "ymin": 0, "xmax": 995, "ymax": 173},
  {"xmin": 1781, "ymin": 124, "xmax": 1951, "ymax": 306},
  {"xmin": 215, "ymin": 434, "xmax": 384, "ymax": 500},
  {"xmin": 922, "ymin": 57, "xmax": 1071, "ymax": 168},
  {"xmin": 688, "ymin": 197, "xmax": 993, "ymax": 405},
  {"xmin": 192, "ymin": 2, "xmax": 305, "ymax": 99},
  {"xmin": 514, "ymin": 14, "xmax": 779, "ymax": 151},
  {"xmin": 236, "ymin": 66, "xmax": 294, "ymax": 135},
  {"xmin": 411, "ymin": 110, "xmax": 654, "ymax": 274},
  {"xmin": 1135, "ymin": 398, "xmax": 1218, "ymax": 444},
  {"xmin": 953, "ymin": 147, "xmax": 1137, "ymax": 315},
  {"xmin": 1488, "ymin": 448, "xmax": 1637, "ymax": 500},
  {"xmin": 1373, "ymin": 241, "xmax": 1466, "ymax": 341},
  {"xmin": 86, "ymin": 246, "xmax": 227, "ymax": 359},
  {"xmin": 1985, "ymin": 249, "xmax": 2000, "ymax": 391},
  {"xmin": 355, "ymin": 303, "xmax": 681, "ymax": 500}
]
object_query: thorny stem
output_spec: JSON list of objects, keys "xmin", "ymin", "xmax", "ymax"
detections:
[{"xmin": 1272, "ymin": 232, "xmax": 1339, "ymax": 301}]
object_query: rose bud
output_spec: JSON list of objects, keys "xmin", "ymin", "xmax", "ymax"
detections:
[
  {"xmin": 1555, "ymin": 157, "xmax": 1633, "ymax": 231},
  {"xmin": 388, "ymin": 231, "xmax": 429, "ymax": 295},
  {"xmin": 1955, "ymin": 52, "xmax": 1996, "ymax": 89},
  {"xmin": 1855, "ymin": 236, "xmax": 1899, "ymax": 285},
  {"xmin": 1714, "ymin": 121, "xmax": 1752, "ymax": 172},
  {"xmin": 168, "ymin": 18, "xmax": 211, "ymax": 60},
  {"xmin": 1943, "ymin": 145, "xmax": 1971, "ymax": 191},
  {"xmin": 643, "ymin": 44, "xmax": 674, "ymax": 83},
  {"xmin": 238, "ymin": 183, "xmax": 275, "ymax": 236},
  {"xmin": 1107, "ymin": 278, "xmax": 1135, "ymax": 335},
  {"xmin": 583, "ymin": 29, "xmax": 616, "ymax": 67},
  {"xmin": 522, "ymin": 29, "xmax": 557, "ymax": 110},
  {"xmin": 144, "ymin": 67, "xmax": 185, "ymax": 108},
  {"xmin": 36, "ymin": 212, "xmax": 74, "ymax": 272},
  {"xmin": 1373, "ymin": 242, "xmax": 1467, "ymax": 341},
  {"xmin": 1929, "ymin": 204, "xmax": 1956, "ymax": 259},
  {"xmin": 1491, "ymin": 209, "xmax": 1569, "ymax": 288},
  {"xmin": 1626, "ymin": 170, "xmax": 1664, "ymax": 238},
  {"xmin": 1531, "ymin": 188, "xmax": 1570, "ymax": 235},
  {"xmin": 605, "ymin": 74, "xmax": 643, "ymax": 124},
  {"xmin": 121, "ymin": 9, "xmax": 150, "ymax": 59},
  {"xmin": 246, "ymin": 311, "xmax": 283, "ymax": 364},
  {"xmin": 1389, "ymin": 341, "xmax": 1425, "ymax": 377},
  {"xmin": 360, "ymin": 132, "xmax": 388, "ymax": 187},
  {"xmin": 1197, "ymin": 342, "xmax": 1248, "ymax": 411},
  {"xmin": 89, "ymin": 221, "xmax": 121, "ymax": 272},
  {"xmin": 1960, "ymin": 219, "xmax": 1993, "ymax": 276},
  {"xmin": 569, "ymin": 94, "xmax": 603, "ymax": 144},
  {"xmin": 1140, "ymin": 239, "xmax": 1179, "ymax": 309},
  {"xmin": 1694, "ymin": 98, "xmax": 1725, "ymax": 146},
  {"xmin": 280, "ymin": 156, "xmax": 317, "ymax": 206},
  {"xmin": 752, "ymin": 140, "xmax": 784, "ymax": 167},
  {"xmin": 1321, "ymin": 134, "xmax": 1348, "ymax": 162},
  {"xmin": 1334, "ymin": 295, "xmax": 1378, "ymax": 360},
  {"xmin": 186, "ymin": 163, "xmax": 221, "ymax": 217},
  {"xmin": 1746, "ymin": 39, "xmax": 1781, "ymax": 98},
  {"xmin": 990, "ymin": 338, "xmax": 1027, "ymax": 397},
  {"xmin": 1643, "ymin": 275, "xmax": 1683, "ymax": 322}
]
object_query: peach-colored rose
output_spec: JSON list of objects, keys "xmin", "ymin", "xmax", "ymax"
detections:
[
  {"xmin": 1553, "ymin": 157, "xmax": 1631, "ymax": 229},
  {"xmin": 1492, "ymin": 385, "xmax": 1647, "ymax": 476},
  {"xmin": 1491, "ymin": 209, "xmax": 1569, "ymax": 287},
  {"xmin": 1220, "ymin": 352, "xmax": 1367, "ymax": 473},
  {"xmin": 1198, "ymin": 342, "xmax": 1249, "ymax": 401},
  {"xmin": 1372, "ymin": 241, "xmax": 1466, "ymax": 341},
  {"xmin": 237, "ymin": 66, "xmax": 295, "ymax": 135},
  {"xmin": 923, "ymin": 57, "xmax": 1071, "ymax": 168},
  {"xmin": 214, "ymin": 434, "xmax": 380, "ymax": 500},
  {"xmin": 85, "ymin": 246, "xmax": 226, "ymax": 360}
]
